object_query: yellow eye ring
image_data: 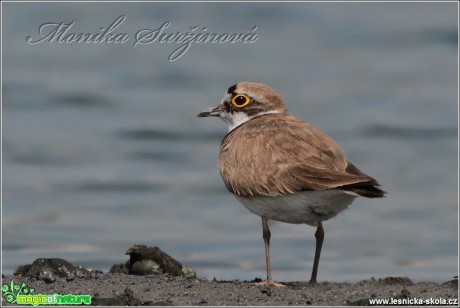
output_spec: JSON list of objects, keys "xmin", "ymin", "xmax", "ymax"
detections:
[{"xmin": 231, "ymin": 94, "xmax": 251, "ymax": 108}]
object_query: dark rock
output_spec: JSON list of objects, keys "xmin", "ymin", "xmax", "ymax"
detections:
[
  {"xmin": 14, "ymin": 258, "xmax": 92, "ymax": 283},
  {"xmin": 109, "ymin": 263, "xmax": 129, "ymax": 274},
  {"xmin": 443, "ymin": 276, "xmax": 458, "ymax": 288},
  {"xmin": 380, "ymin": 277, "xmax": 413, "ymax": 286},
  {"xmin": 109, "ymin": 244, "xmax": 196, "ymax": 277},
  {"xmin": 126, "ymin": 244, "xmax": 183, "ymax": 276}
]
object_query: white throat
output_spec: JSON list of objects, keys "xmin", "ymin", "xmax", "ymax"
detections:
[{"xmin": 223, "ymin": 110, "xmax": 282, "ymax": 132}]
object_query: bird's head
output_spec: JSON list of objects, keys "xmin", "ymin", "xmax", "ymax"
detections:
[{"xmin": 198, "ymin": 82, "xmax": 288, "ymax": 131}]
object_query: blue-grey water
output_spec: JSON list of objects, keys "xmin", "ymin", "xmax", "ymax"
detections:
[{"xmin": 2, "ymin": 2, "xmax": 458, "ymax": 283}]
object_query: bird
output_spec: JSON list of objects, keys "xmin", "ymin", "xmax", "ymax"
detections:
[{"xmin": 197, "ymin": 82, "xmax": 385, "ymax": 286}]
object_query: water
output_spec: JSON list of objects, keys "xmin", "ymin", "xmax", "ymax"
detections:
[{"xmin": 2, "ymin": 2, "xmax": 458, "ymax": 283}]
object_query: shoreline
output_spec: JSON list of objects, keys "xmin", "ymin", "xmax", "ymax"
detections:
[
  {"xmin": 2, "ymin": 273, "xmax": 458, "ymax": 306},
  {"xmin": 1, "ymin": 246, "xmax": 458, "ymax": 306}
]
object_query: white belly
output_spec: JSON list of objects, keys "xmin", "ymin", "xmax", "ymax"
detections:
[{"xmin": 235, "ymin": 190, "xmax": 358, "ymax": 226}]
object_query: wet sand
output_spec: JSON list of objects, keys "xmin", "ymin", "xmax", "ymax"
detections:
[
  {"xmin": 1, "ymin": 246, "xmax": 458, "ymax": 306},
  {"xmin": 2, "ymin": 273, "xmax": 458, "ymax": 306}
]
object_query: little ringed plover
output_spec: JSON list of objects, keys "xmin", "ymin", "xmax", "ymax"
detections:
[{"xmin": 198, "ymin": 82, "xmax": 385, "ymax": 286}]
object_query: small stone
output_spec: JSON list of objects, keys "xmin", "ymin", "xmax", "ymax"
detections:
[
  {"xmin": 126, "ymin": 244, "xmax": 182, "ymax": 276},
  {"xmin": 131, "ymin": 259, "xmax": 163, "ymax": 275},
  {"xmin": 109, "ymin": 263, "xmax": 129, "ymax": 274},
  {"xmin": 182, "ymin": 266, "xmax": 197, "ymax": 279}
]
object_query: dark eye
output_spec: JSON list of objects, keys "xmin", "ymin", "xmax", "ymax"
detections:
[{"xmin": 231, "ymin": 94, "xmax": 251, "ymax": 108}]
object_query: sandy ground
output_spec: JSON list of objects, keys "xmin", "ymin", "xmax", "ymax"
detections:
[
  {"xmin": 2, "ymin": 273, "xmax": 458, "ymax": 306},
  {"xmin": 1, "ymin": 246, "xmax": 458, "ymax": 306}
]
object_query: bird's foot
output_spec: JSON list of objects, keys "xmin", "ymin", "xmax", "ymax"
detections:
[{"xmin": 255, "ymin": 279, "xmax": 285, "ymax": 287}]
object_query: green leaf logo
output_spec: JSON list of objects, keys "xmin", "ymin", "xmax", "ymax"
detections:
[{"xmin": 1, "ymin": 280, "xmax": 36, "ymax": 304}]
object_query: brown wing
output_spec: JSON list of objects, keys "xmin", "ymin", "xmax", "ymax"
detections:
[{"xmin": 219, "ymin": 113, "xmax": 385, "ymax": 198}]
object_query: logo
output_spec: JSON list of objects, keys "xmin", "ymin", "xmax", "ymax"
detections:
[{"xmin": 2, "ymin": 280, "xmax": 92, "ymax": 306}]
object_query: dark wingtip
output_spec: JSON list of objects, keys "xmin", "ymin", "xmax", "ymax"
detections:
[{"xmin": 341, "ymin": 184, "xmax": 387, "ymax": 198}]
